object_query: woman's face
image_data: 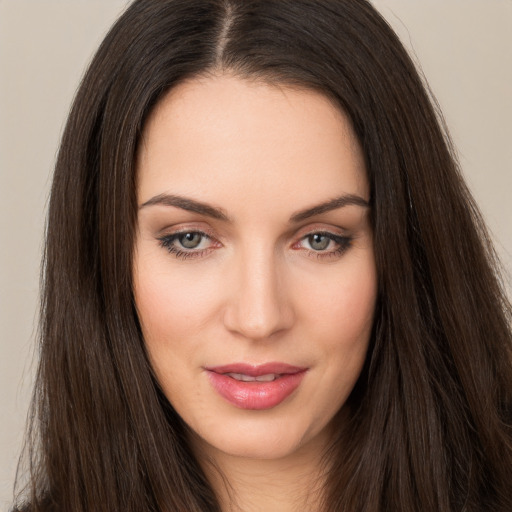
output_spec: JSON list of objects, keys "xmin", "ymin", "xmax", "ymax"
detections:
[{"xmin": 133, "ymin": 75, "xmax": 377, "ymax": 460}]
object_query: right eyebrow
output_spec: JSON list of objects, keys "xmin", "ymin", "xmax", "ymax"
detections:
[{"xmin": 138, "ymin": 193, "xmax": 230, "ymax": 221}]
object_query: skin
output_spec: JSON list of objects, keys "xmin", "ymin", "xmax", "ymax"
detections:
[{"xmin": 133, "ymin": 74, "xmax": 377, "ymax": 511}]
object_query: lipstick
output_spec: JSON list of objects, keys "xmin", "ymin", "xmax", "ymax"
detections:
[{"xmin": 204, "ymin": 363, "xmax": 307, "ymax": 410}]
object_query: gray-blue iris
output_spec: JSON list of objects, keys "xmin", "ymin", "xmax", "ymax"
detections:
[
  {"xmin": 180, "ymin": 232, "xmax": 202, "ymax": 249},
  {"xmin": 309, "ymin": 234, "xmax": 330, "ymax": 251}
]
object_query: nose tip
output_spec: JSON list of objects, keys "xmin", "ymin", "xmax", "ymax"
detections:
[
  {"xmin": 229, "ymin": 300, "xmax": 284, "ymax": 340},
  {"xmin": 222, "ymin": 254, "xmax": 293, "ymax": 341}
]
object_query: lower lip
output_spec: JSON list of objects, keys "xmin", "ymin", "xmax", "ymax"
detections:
[{"xmin": 206, "ymin": 371, "xmax": 307, "ymax": 410}]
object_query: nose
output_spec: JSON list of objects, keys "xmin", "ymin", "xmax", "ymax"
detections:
[{"xmin": 222, "ymin": 246, "xmax": 294, "ymax": 341}]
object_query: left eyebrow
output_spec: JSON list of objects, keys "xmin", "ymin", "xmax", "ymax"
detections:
[{"xmin": 289, "ymin": 194, "xmax": 369, "ymax": 223}]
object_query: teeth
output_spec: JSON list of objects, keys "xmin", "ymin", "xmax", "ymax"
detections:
[
  {"xmin": 255, "ymin": 373, "xmax": 278, "ymax": 382},
  {"xmin": 225, "ymin": 373, "xmax": 279, "ymax": 382}
]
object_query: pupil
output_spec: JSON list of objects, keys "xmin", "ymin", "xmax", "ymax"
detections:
[
  {"xmin": 309, "ymin": 234, "xmax": 329, "ymax": 251},
  {"xmin": 180, "ymin": 232, "xmax": 201, "ymax": 249}
]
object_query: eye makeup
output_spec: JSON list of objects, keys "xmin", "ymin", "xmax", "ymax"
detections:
[
  {"xmin": 157, "ymin": 227, "xmax": 353, "ymax": 261},
  {"xmin": 157, "ymin": 229, "xmax": 218, "ymax": 260},
  {"xmin": 293, "ymin": 231, "xmax": 353, "ymax": 260}
]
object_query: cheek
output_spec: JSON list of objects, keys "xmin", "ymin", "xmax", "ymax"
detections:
[
  {"xmin": 134, "ymin": 255, "xmax": 219, "ymax": 342},
  {"xmin": 133, "ymin": 270, "xmax": 204, "ymax": 410},
  {"xmin": 296, "ymin": 254, "xmax": 377, "ymax": 407},
  {"xmin": 299, "ymin": 255, "xmax": 377, "ymax": 345},
  {"xmin": 132, "ymin": 258, "xmax": 220, "ymax": 392}
]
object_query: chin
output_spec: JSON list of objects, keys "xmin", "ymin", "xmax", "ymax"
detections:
[{"xmin": 188, "ymin": 413, "xmax": 332, "ymax": 462}]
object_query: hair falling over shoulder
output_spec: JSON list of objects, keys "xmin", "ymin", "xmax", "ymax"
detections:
[{"xmin": 12, "ymin": 1, "xmax": 512, "ymax": 511}]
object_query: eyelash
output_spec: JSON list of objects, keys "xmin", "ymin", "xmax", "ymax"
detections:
[
  {"xmin": 157, "ymin": 230, "xmax": 353, "ymax": 261},
  {"xmin": 295, "ymin": 231, "xmax": 353, "ymax": 259},
  {"xmin": 158, "ymin": 230, "xmax": 214, "ymax": 260}
]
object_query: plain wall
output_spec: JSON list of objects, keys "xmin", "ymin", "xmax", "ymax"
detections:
[{"xmin": 1, "ymin": 0, "xmax": 510, "ymax": 508}]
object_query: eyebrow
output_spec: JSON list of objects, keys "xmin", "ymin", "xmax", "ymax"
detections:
[
  {"xmin": 139, "ymin": 193, "xmax": 230, "ymax": 221},
  {"xmin": 139, "ymin": 192, "xmax": 369, "ymax": 223},
  {"xmin": 289, "ymin": 194, "xmax": 369, "ymax": 222}
]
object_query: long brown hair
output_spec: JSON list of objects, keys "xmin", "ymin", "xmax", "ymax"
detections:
[{"xmin": 13, "ymin": 1, "xmax": 512, "ymax": 511}]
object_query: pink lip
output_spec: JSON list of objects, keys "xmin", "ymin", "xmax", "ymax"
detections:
[{"xmin": 204, "ymin": 363, "xmax": 308, "ymax": 410}]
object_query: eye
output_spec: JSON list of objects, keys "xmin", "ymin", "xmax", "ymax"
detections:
[
  {"xmin": 295, "ymin": 231, "xmax": 352, "ymax": 259},
  {"xmin": 306, "ymin": 233, "xmax": 332, "ymax": 251},
  {"xmin": 178, "ymin": 232, "xmax": 204, "ymax": 249},
  {"xmin": 158, "ymin": 230, "xmax": 215, "ymax": 259}
]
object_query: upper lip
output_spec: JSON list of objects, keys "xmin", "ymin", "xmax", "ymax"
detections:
[{"xmin": 204, "ymin": 362, "xmax": 307, "ymax": 377}]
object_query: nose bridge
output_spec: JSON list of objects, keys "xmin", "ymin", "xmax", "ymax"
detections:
[{"xmin": 223, "ymin": 241, "xmax": 292, "ymax": 340}]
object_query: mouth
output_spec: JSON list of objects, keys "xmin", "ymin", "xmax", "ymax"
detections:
[
  {"xmin": 223, "ymin": 372, "xmax": 281, "ymax": 382},
  {"xmin": 204, "ymin": 363, "xmax": 308, "ymax": 410}
]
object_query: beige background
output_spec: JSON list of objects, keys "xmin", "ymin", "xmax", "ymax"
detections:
[{"xmin": 1, "ymin": 0, "xmax": 510, "ymax": 508}]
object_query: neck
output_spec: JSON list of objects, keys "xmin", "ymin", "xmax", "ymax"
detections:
[{"xmin": 190, "ymin": 432, "xmax": 330, "ymax": 512}]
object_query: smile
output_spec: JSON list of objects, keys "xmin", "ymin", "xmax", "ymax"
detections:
[{"xmin": 204, "ymin": 363, "xmax": 308, "ymax": 410}]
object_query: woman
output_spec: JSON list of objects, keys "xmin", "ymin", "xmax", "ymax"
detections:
[{"xmin": 13, "ymin": 0, "xmax": 512, "ymax": 511}]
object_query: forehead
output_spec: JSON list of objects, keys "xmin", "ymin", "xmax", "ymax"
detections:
[{"xmin": 136, "ymin": 74, "xmax": 368, "ymax": 212}]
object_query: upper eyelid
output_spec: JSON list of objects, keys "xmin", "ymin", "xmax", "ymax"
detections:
[
  {"xmin": 158, "ymin": 230, "xmax": 214, "ymax": 246},
  {"xmin": 166, "ymin": 228, "xmax": 211, "ymax": 237},
  {"xmin": 293, "ymin": 219, "xmax": 349, "ymax": 233},
  {"xmin": 157, "ymin": 219, "xmax": 355, "ymax": 243},
  {"xmin": 294, "ymin": 226, "xmax": 349, "ymax": 241},
  {"xmin": 300, "ymin": 229, "xmax": 344, "ymax": 237},
  {"xmin": 158, "ymin": 226, "xmax": 215, "ymax": 240}
]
